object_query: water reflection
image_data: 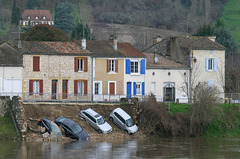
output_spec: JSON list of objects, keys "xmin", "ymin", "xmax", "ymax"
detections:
[{"xmin": 1, "ymin": 138, "xmax": 240, "ymax": 159}]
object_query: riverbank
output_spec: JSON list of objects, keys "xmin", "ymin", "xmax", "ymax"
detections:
[{"xmin": 0, "ymin": 113, "xmax": 17, "ymax": 140}]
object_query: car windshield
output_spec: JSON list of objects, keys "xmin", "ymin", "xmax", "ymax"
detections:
[
  {"xmin": 126, "ymin": 118, "xmax": 135, "ymax": 127},
  {"xmin": 50, "ymin": 121, "xmax": 61, "ymax": 132},
  {"xmin": 71, "ymin": 124, "xmax": 83, "ymax": 134},
  {"xmin": 97, "ymin": 117, "xmax": 105, "ymax": 125}
]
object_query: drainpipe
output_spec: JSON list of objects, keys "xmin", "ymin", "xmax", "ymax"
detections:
[
  {"xmin": 189, "ymin": 50, "xmax": 193, "ymax": 104},
  {"xmin": 91, "ymin": 55, "xmax": 94, "ymax": 102}
]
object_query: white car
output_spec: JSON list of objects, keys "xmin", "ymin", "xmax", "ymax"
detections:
[
  {"xmin": 109, "ymin": 108, "xmax": 138, "ymax": 134},
  {"xmin": 80, "ymin": 108, "xmax": 112, "ymax": 134}
]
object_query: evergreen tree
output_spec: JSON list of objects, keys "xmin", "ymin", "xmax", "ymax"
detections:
[
  {"xmin": 192, "ymin": 24, "xmax": 215, "ymax": 36},
  {"xmin": 54, "ymin": 2, "xmax": 75, "ymax": 34},
  {"xmin": 11, "ymin": 0, "xmax": 21, "ymax": 26},
  {"xmin": 26, "ymin": 0, "xmax": 40, "ymax": 9},
  {"xmin": 71, "ymin": 21, "xmax": 94, "ymax": 40}
]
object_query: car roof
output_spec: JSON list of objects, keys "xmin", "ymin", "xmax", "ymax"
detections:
[
  {"xmin": 56, "ymin": 117, "xmax": 76, "ymax": 126},
  {"xmin": 113, "ymin": 108, "xmax": 131, "ymax": 119},
  {"xmin": 84, "ymin": 108, "xmax": 102, "ymax": 119}
]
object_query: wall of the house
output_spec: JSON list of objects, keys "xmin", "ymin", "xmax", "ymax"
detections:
[
  {"xmin": 94, "ymin": 58, "xmax": 124, "ymax": 95},
  {"xmin": 22, "ymin": 54, "xmax": 92, "ymax": 100},
  {"xmin": 145, "ymin": 68, "xmax": 189, "ymax": 103}
]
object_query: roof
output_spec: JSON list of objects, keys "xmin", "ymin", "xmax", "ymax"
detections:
[
  {"xmin": 86, "ymin": 41, "xmax": 125, "ymax": 58},
  {"xmin": 22, "ymin": 10, "xmax": 53, "ymax": 21},
  {"xmin": 144, "ymin": 53, "xmax": 188, "ymax": 69},
  {"xmin": 0, "ymin": 42, "xmax": 22, "ymax": 66},
  {"xmin": 21, "ymin": 41, "xmax": 92, "ymax": 56},
  {"xmin": 118, "ymin": 43, "xmax": 146, "ymax": 57}
]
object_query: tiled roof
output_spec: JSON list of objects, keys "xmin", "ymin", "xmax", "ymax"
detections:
[
  {"xmin": 21, "ymin": 41, "xmax": 92, "ymax": 55},
  {"xmin": 144, "ymin": 53, "xmax": 188, "ymax": 69},
  {"xmin": 0, "ymin": 42, "xmax": 22, "ymax": 66},
  {"xmin": 86, "ymin": 41, "xmax": 125, "ymax": 57},
  {"xmin": 174, "ymin": 36, "xmax": 225, "ymax": 49},
  {"xmin": 22, "ymin": 10, "xmax": 53, "ymax": 21},
  {"xmin": 118, "ymin": 43, "xmax": 146, "ymax": 58}
]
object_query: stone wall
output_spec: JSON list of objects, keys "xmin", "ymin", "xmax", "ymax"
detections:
[{"xmin": 0, "ymin": 96, "xmax": 10, "ymax": 116}]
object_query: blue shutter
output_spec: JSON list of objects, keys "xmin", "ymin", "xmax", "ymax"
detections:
[
  {"xmin": 142, "ymin": 82, "xmax": 145, "ymax": 95},
  {"xmin": 214, "ymin": 58, "xmax": 217, "ymax": 72},
  {"xmin": 127, "ymin": 82, "xmax": 131, "ymax": 97},
  {"xmin": 210, "ymin": 50, "xmax": 213, "ymax": 54},
  {"xmin": 126, "ymin": 59, "xmax": 130, "ymax": 74},
  {"xmin": 205, "ymin": 58, "xmax": 209, "ymax": 71},
  {"xmin": 133, "ymin": 82, "xmax": 136, "ymax": 95},
  {"xmin": 140, "ymin": 59, "xmax": 146, "ymax": 74},
  {"xmin": 208, "ymin": 80, "xmax": 214, "ymax": 88}
]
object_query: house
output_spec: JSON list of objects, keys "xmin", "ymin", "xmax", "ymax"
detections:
[
  {"xmin": 144, "ymin": 53, "xmax": 189, "ymax": 103},
  {"xmin": 143, "ymin": 36, "xmax": 225, "ymax": 103},
  {"xmin": 21, "ymin": 40, "xmax": 93, "ymax": 101},
  {"xmin": 86, "ymin": 35, "xmax": 146, "ymax": 101},
  {"xmin": 21, "ymin": 10, "xmax": 54, "ymax": 26},
  {"xmin": 0, "ymin": 42, "xmax": 22, "ymax": 97}
]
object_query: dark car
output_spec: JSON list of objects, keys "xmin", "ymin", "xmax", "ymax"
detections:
[
  {"xmin": 38, "ymin": 118, "xmax": 62, "ymax": 136},
  {"xmin": 55, "ymin": 117, "xmax": 89, "ymax": 140}
]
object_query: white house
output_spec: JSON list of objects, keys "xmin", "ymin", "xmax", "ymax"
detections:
[{"xmin": 0, "ymin": 42, "xmax": 22, "ymax": 97}]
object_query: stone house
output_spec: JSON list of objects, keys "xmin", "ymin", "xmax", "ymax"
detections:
[
  {"xmin": 21, "ymin": 10, "xmax": 54, "ymax": 26},
  {"xmin": 144, "ymin": 36, "xmax": 225, "ymax": 103},
  {"xmin": 0, "ymin": 42, "xmax": 22, "ymax": 97},
  {"xmin": 21, "ymin": 41, "xmax": 93, "ymax": 101}
]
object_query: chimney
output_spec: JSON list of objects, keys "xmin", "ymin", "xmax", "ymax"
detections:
[
  {"xmin": 208, "ymin": 36, "xmax": 216, "ymax": 42},
  {"xmin": 81, "ymin": 39, "xmax": 86, "ymax": 49},
  {"xmin": 109, "ymin": 35, "xmax": 117, "ymax": 50},
  {"xmin": 153, "ymin": 34, "xmax": 162, "ymax": 45}
]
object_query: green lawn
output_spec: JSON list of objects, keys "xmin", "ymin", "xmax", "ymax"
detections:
[
  {"xmin": 167, "ymin": 103, "xmax": 190, "ymax": 114},
  {"xmin": 0, "ymin": 113, "xmax": 17, "ymax": 140},
  {"xmin": 222, "ymin": 0, "xmax": 240, "ymax": 44}
]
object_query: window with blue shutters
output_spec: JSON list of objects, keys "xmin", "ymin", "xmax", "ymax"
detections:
[{"xmin": 206, "ymin": 58, "xmax": 217, "ymax": 71}]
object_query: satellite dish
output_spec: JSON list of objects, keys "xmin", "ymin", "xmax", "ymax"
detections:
[{"xmin": 154, "ymin": 57, "xmax": 158, "ymax": 63}]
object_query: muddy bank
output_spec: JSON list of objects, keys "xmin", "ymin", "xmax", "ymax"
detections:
[{"xmin": 21, "ymin": 102, "xmax": 143, "ymax": 142}]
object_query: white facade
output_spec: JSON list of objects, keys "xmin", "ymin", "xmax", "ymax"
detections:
[
  {"xmin": 0, "ymin": 67, "xmax": 22, "ymax": 97},
  {"xmin": 145, "ymin": 68, "xmax": 189, "ymax": 103}
]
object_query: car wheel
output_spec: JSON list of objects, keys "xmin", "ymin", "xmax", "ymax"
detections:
[
  {"xmin": 109, "ymin": 117, "xmax": 113, "ymax": 122},
  {"xmin": 98, "ymin": 129, "xmax": 102, "ymax": 133}
]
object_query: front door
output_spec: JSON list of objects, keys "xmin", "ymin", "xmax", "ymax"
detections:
[
  {"xmin": 109, "ymin": 82, "xmax": 115, "ymax": 95},
  {"xmin": 52, "ymin": 80, "xmax": 58, "ymax": 99},
  {"xmin": 62, "ymin": 80, "xmax": 68, "ymax": 99},
  {"xmin": 127, "ymin": 82, "xmax": 131, "ymax": 98}
]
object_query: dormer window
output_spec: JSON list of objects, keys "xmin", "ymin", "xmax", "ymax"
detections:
[
  {"xmin": 36, "ymin": 16, "xmax": 39, "ymax": 20},
  {"xmin": 27, "ymin": 16, "xmax": 30, "ymax": 19},
  {"xmin": 43, "ymin": 16, "xmax": 46, "ymax": 20}
]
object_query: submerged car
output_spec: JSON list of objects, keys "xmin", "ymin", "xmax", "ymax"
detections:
[
  {"xmin": 109, "ymin": 108, "xmax": 138, "ymax": 134},
  {"xmin": 38, "ymin": 118, "xmax": 62, "ymax": 136},
  {"xmin": 80, "ymin": 108, "xmax": 112, "ymax": 134},
  {"xmin": 55, "ymin": 117, "xmax": 89, "ymax": 140}
]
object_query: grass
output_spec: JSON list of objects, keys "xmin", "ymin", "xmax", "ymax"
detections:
[
  {"xmin": 167, "ymin": 103, "xmax": 190, "ymax": 114},
  {"xmin": 0, "ymin": 113, "xmax": 17, "ymax": 140},
  {"xmin": 222, "ymin": 0, "xmax": 240, "ymax": 44}
]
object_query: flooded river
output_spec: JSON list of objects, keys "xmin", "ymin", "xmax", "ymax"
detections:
[{"xmin": 1, "ymin": 138, "xmax": 240, "ymax": 159}]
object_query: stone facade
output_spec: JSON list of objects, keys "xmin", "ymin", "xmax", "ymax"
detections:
[
  {"xmin": 0, "ymin": 96, "xmax": 10, "ymax": 116},
  {"xmin": 22, "ymin": 54, "xmax": 92, "ymax": 101}
]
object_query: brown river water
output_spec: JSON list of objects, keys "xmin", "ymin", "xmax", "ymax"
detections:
[{"xmin": 1, "ymin": 138, "xmax": 240, "ymax": 159}]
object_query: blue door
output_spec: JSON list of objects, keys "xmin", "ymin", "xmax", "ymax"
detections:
[{"xmin": 127, "ymin": 82, "xmax": 131, "ymax": 98}]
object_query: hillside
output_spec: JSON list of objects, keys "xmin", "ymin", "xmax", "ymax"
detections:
[
  {"xmin": 0, "ymin": 0, "xmax": 231, "ymax": 48},
  {"xmin": 222, "ymin": 0, "xmax": 240, "ymax": 44}
]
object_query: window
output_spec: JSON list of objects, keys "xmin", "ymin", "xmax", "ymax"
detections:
[
  {"xmin": 78, "ymin": 58, "xmax": 84, "ymax": 72},
  {"xmin": 27, "ymin": 16, "xmax": 30, "ymax": 19},
  {"xmin": 95, "ymin": 82, "xmax": 99, "ymax": 95},
  {"xmin": 131, "ymin": 61, "xmax": 139, "ymax": 73},
  {"xmin": 33, "ymin": 56, "xmax": 40, "ymax": 71},
  {"xmin": 136, "ymin": 83, "xmax": 141, "ymax": 95},
  {"xmin": 110, "ymin": 60, "xmax": 115, "ymax": 72},
  {"xmin": 36, "ymin": 16, "xmax": 38, "ymax": 19},
  {"xmin": 29, "ymin": 80, "xmax": 43, "ymax": 95},
  {"xmin": 74, "ymin": 80, "xmax": 87, "ymax": 95},
  {"xmin": 43, "ymin": 16, "xmax": 46, "ymax": 20},
  {"xmin": 75, "ymin": 57, "xmax": 88, "ymax": 72},
  {"xmin": 208, "ymin": 58, "xmax": 214, "ymax": 71}
]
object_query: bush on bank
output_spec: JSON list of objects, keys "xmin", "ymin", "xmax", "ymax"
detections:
[{"xmin": 0, "ymin": 113, "xmax": 17, "ymax": 140}]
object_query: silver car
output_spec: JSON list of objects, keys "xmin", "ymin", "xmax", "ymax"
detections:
[
  {"xmin": 109, "ymin": 108, "xmax": 138, "ymax": 134},
  {"xmin": 80, "ymin": 108, "xmax": 112, "ymax": 134}
]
